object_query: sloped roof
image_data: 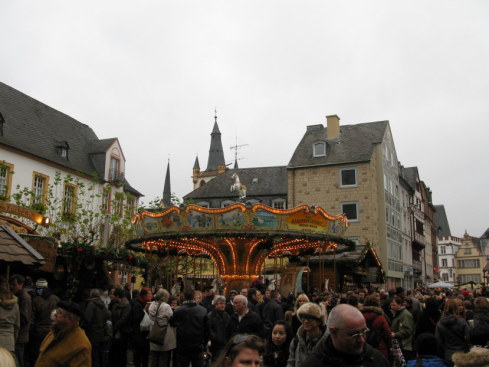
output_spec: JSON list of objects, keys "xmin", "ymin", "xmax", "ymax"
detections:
[
  {"xmin": 288, "ymin": 121, "xmax": 389, "ymax": 168},
  {"xmin": 434, "ymin": 205, "xmax": 451, "ymax": 237},
  {"xmin": 0, "ymin": 82, "xmax": 141, "ymax": 196},
  {"xmin": 0, "ymin": 224, "xmax": 45, "ymax": 265},
  {"xmin": 402, "ymin": 167, "xmax": 419, "ymax": 191},
  {"xmin": 206, "ymin": 121, "xmax": 226, "ymax": 171},
  {"xmin": 481, "ymin": 228, "xmax": 489, "ymax": 239},
  {"xmin": 185, "ymin": 166, "xmax": 287, "ymax": 199}
]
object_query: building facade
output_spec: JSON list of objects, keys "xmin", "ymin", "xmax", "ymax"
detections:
[{"xmin": 455, "ymin": 232, "xmax": 485, "ymax": 285}]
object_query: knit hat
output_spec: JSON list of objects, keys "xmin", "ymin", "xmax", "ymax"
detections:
[
  {"xmin": 415, "ymin": 333, "xmax": 438, "ymax": 355},
  {"xmin": 57, "ymin": 301, "xmax": 83, "ymax": 318},
  {"xmin": 297, "ymin": 302, "xmax": 323, "ymax": 323},
  {"xmin": 36, "ymin": 278, "xmax": 48, "ymax": 288}
]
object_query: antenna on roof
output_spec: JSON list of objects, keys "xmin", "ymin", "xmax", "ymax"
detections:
[{"xmin": 230, "ymin": 136, "xmax": 248, "ymax": 168}]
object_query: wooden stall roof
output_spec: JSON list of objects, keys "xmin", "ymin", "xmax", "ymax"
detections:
[{"xmin": 0, "ymin": 224, "xmax": 45, "ymax": 265}]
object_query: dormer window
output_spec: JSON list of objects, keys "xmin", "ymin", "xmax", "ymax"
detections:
[
  {"xmin": 55, "ymin": 141, "xmax": 69, "ymax": 159},
  {"xmin": 313, "ymin": 142, "xmax": 326, "ymax": 157},
  {"xmin": 60, "ymin": 147, "xmax": 68, "ymax": 157}
]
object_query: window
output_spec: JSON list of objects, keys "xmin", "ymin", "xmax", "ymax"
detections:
[
  {"xmin": 313, "ymin": 142, "xmax": 326, "ymax": 157},
  {"xmin": 339, "ymin": 168, "xmax": 357, "ymax": 188},
  {"xmin": 109, "ymin": 158, "xmax": 120, "ymax": 181},
  {"xmin": 441, "ymin": 259, "xmax": 448, "ymax": 267},
  {"xmin": 464, "ymin": 248, "xmax": 472, "ymax": 254},
  {"xmin": 196, "ymin": 201, "xmax": 210, "ymax": 208},
  {"xmin": 102, "ymin": 186, "xmax": 111, "ymax": 213},
  {"xmin": 457, "ymin": 259, "xmax": 480, "ymax": 269},
  {"xmin": 221, "ymin": 200, "xmax": 235, "ymax": 208},
  {"xmin": 440, "ymin": 246, "xmax": 446, "ymax": 255},
  {"xmin": 0, "ymin": 162, "xmax": 13, "ymax": 200},
  {"xmin": 460, "ymin": 274, "xmax": 481, "ymax": 283},
  {"xmin": 32, "ymin": 173, "xmax": 48, "ymax": 205},
  {"xmin": 442, "ymin": 273, "xmax": 449, "ymax": 281},
  {"xmin": 114, "ymin": 193, "xmax": 124, "ymax": 216},
  {"xmin": 341, "ymin": 202, "xmax": 359, "ymax": 222},
  {"xmin": 272, "ymin": 199, "xmax": 286, "ymax": 210},
  {"xmin": 63, "ymin": 184, "xmax": 77, "ymax": 215}
]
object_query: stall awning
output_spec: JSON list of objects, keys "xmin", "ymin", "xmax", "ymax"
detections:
[{"xmin": 0, "ymin": 224, "xmax": 45, "ymax": 266}]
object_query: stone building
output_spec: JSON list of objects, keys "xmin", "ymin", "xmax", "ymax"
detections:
[
  {"xmin": 455, "ymin": 231, "xmax": 485, "ymax": 285},
  {"xmin": 435, "ymin": 205, "xmax": 461, "ymax": 284}
]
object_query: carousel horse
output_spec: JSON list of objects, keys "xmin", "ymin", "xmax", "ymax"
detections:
[{"xmin": 230, "ymin": 173, "xmax": 247, "ymax": 199}]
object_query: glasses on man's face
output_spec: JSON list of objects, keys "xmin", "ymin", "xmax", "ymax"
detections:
[{"xmin": 344, "ymin": 327, "xmax": 370, "ymax": 339}]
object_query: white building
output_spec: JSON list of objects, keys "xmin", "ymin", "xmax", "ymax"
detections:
[{"xmin": 435, "ymin": 205, "xmax": 461, "ymax": 284}]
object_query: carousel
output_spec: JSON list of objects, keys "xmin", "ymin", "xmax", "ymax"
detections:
[{"xmin": 127, "ymin": 203, "xmax": 355, "ymax": 292}]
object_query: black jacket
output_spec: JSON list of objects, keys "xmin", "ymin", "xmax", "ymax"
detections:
[
  {"xmin": 304, "ymin": 334, "xmax": 390, "ymax": 367},
  {"xmin": 207, "ymin": 309, "xmax": 231, "ymax": 354},
  {"xmin": 262, "ymin": 299, "xmax": 285, "ymax": 336},
  {"xmin": 170, "ymin": 300, "xmax": 209, "ymax": 352},
  {"xmin": 83, "ymin": 297, "xmax": 110, "ymax": 343},
  {"xmin": 230, "ymin": 310, "xmax": 264, "ymax": 338}
]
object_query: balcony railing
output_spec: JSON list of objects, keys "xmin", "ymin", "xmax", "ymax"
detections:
[{"xmin": 109, "ymin": 169, "xmax": 124, "ymax": 182}]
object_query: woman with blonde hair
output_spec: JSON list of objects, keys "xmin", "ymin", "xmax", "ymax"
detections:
[
  {"xmin": 148, "ymin": 288, "xmax": 175, "ymax": 367},
  {"xmin": 435, "ymin": 298, "xmax": 470, "ymax": 367},
  {"xmin": 285, "ymin": 294, "xmax": 309, "ymax": 335}
]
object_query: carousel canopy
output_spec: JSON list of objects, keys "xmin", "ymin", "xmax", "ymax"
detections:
[{"xmin": 0, "ymin": 224, "xmax": 45, "ymax": 266}]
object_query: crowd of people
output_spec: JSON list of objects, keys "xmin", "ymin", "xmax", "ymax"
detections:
[{"xmin": 2, "ymin": 273, "xmax": 489, "ymax": 367}]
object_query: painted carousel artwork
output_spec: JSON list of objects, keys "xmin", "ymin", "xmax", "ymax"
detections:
[{"xmin": 128, "ymin": 203, "xmax": 354, "ymax": 291}]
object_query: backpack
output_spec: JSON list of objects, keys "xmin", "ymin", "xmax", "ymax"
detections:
[{"xmin": 366, "ymin": 316, "xmax": 382, "ymax": 348}]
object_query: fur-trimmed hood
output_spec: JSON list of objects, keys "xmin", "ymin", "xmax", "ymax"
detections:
[
  {"xmin": 0, "ymin": 295, "xmax": 18, "ymax": 310},
  {"xmin": 452, "ymin": 347, "xmax": 489, "ymax": 367},
  {"xmin": 361, "ymin": 306, "xmax": 384, "ymax": 315}
]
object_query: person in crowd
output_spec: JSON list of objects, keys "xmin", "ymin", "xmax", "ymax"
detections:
[
  {"xmin": 109, "ymin": 287, "xmax": 131, "ymax": 367},
  {"xmin": 436, "ymin": 298, "xmax": 470, "ymax": 367},
  {"xmin": 9, "ymin": 274, "xmax": 31, "ymax": 367},
  {"xmin": 84, "ymin": 288, "xmax": 111, "ymax": 367},
  {"xmin": 361, "ymin": 294, "xmax": 391, "ymax": 360},
  {"xmin": 170, "ymin": 288, "xmax": 208, "ymax": 367},
  {"xmin": 285, "ymin": 294, "xmax": 309, "ymax": 335},
  {"xmin": 0, "ymin": 277, "xmax": 19, "ymax": 357},
  {"xmin": 168, "ymin": 295, "xmax": 179, "ymax": 311},
  {"xmin": 263, "ymin": 290, "xmax": 284, "ymax": 336},
  {"xmin": 452, "ymin": 323, "xmax": 489, "ymax": 367},
  {"xmin": 347, "ymin": 294, "xmax": 359, "ymax": 309},
  {"xmin": 171, "ymin": 277, "xmax": 185, "ymax": 297},
  {"xmin": 148, "ymin": 288, "xmax": 175, "ymax": 367},
  {"xmin": 225, "ymin": 289, "xmax": 238, "ymax": 316},
  {"xmin": 194, "ymin": 290, "xmax": 203, "ymax": 305},
  {"xmin": 302, "ymin": 304, "xmax": 389, "ymax": 367},
  {"xmin": 229, "ymin": 295, "xmax": 263, "ymax": 338},
  {"xmin": 407, "ymin": 333, "xmax": 447, "ymax": 367},
  {"xmin": 463, "ymin": 300, "xmax": 474, "ymax": 326},
  {"xmin": 287, "ymin": 302, "xmax": 326, "ymax": 367},
  {"xmin": 240, "ymin": 289, "xmax": 248, "ymax": 297},
  {"xmin": 405, "ymin": 297, "xmax": 422, "ymax": 324},
  {"xmin": 416, "ymin": 296, "xmax": 442, "ymax": 337},
  {"xmin": 390, "ymin": 296, "xmax": 415, "ymax": 360},
  {"xmin": 34, "ymin": 301, "xmax": 91, "ymax": 367},
  {"xmin": 247, "ymin": 288, "xmax": 261, "ymax": 317},
  {"xmin": 213, "ymin": 334, "xmax": 264, "ymax": 367},
  {"xmin": 206, "ymin": 295, "xmax": 230, "ymax": 361},
  {"xmin": 130, "ymin": 287, "xmax": 152, "ymax": 367},
  {"xmin": 263, "ymin": 321, "xmax": 292, "ymax": 367},
  {"xmin": 29, "ymin": 278, "xmax": 60, "ymax": 364},
  {"xmin": 318, "ymin": 294, "xmax": 331, "ymax": 325},
  {"xmin": 473, "ymin": 297, "xmax": 489, "ymax": 326},
  {"xmin": 201, "ymin": 287, "xmax": 215, "ymax": 312},
  {"xmin": 282, "ymin": 293, "xmax": 296, "ymax": 315},
  {"xmin": 382, "ymin": 289, "xmax": 396, "ymax": 323}
]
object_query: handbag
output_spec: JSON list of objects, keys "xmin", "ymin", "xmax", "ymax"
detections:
[
  {"xmin": 148, "ymin": 302, "xmax": 169, "ymax": 345},
  {"xmin": 391, "ymin": 338, "xmax": 407, "ymax": 367}
]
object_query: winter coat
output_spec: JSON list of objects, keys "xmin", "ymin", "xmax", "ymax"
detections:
[
  {"xmin": 14, "ymin": 287, "xmax": 32, "ymax": 344},
  {"xmin": 302, "ymin": 333, "xmax": 390, "ymax": 367},
  {"xmin": 0, "ymin": 295, "xmax": 20, "ymax": 352},
  {"xmin": 206, "ymin": 308, "xmax": 231, "ymax": 355},
  {"xmin": 391, "ymin": 307, "xmax": 415, "ymax": 351},
  {"xmin": 83, "ymin": 296, "xmax": 111, "ymax": 343},
  {"xmin": 286, "ymin": 325, "xmax": 326, "ymax": 367},
  {"xmin": 31, "ymin": 288, "xmax": 60, "ymax": 339},
  {"xmin": 263, "ymin": 299, "xmax": 285, "ymax": 336},
  {"xmin": 452, "ymin": 346, "xmax": 489, "ymax": 367},
  {"xmin": 130, "ymin": 297, "xmax": 149, "ymax": 347},
  {"xmin": 435, "ymin": 315, "xmax": 469, "ymax": 364},
  {"xmin": 111, "ymin": 297, "xmax": 132, "ymax": 335},
  {"xmin": 229, "ymin": 309, "xmax": 264, "ymax": 338},
  {"xmin": 361, "ymin": 305, "xmax": 392, "ymax": 359},
  {"xmin": 34, "ymin": 326, "xmax": 92, "ymax": 367},
  {"xmin": 148, "ymin": 301, "xmax": 175, "ymax": 352},
  {"xmin": 263, "ymin": 342, "xmax": 290, "ymax": 367},
  {"xmin": 407, "ymin": 356, "xmax": 448, "ymax": 367},
  {"xmin": 170, "ymin": 300, "xmax": 208, "ymax": 353},
  {"xmin": 473, "ymin": 310, "xmax": 489, "ymax": 326}
]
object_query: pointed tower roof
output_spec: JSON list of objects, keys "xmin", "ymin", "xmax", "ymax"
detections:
[
  {"xmin": 234, "ymin": 158, "xmax": 239, "ymax": 169},
  {"xmin": 162, "ymin": 161, "xmax": 172, "ymax": 207},
  {"xmin": 193, "ymin": 156, "xmax": 200, "ymax": 170},
  {"xmin": 206, "ymin": 112, "xmax": 226, "ymax": 171}
]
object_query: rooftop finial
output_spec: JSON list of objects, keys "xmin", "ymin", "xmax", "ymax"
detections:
[{"xmin": 214, "ymin": 107, "xmax": 217, "ymax": 124}]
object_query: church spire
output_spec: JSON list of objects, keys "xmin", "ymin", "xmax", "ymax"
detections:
[
  {"xmin": 162, "ymin": 160, "xmax": 172, "ymax": 208},
  {"xmin": 206, "ymin": 109, "xmax": 225, "ymax": 171}
]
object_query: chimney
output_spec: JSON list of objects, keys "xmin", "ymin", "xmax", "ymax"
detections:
[{"xmin": 326, "ymin": 115, "xmax": 340, "ymax": 138}]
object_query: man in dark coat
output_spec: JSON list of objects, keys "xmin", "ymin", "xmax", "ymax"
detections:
[
  {"xmin": 170, "ymin": 288, "xmax": 209, "ymax": 367},
  {"xmin": 229, "ymin": 295, "xmax": 263, "ymax": 338},
  {"xmin": 109, "ymin": 288, "xmax": 132, "ymax": 367},
  {"xmin": 83, "ymin": 288, "xmax": 111, "ymax": 367},
  {"xmin": 206, "ymin": 295, "xmax": 230, "ymax": 361},
  {"xmin": 303, "ymin": 304, "xmax": 390, "ymax": 367},
  {"xmin": 262, "ymin": 290, "xmax": 284, "ymax": 337},
  {"xmin": 130, "ymin": 287, "xmax": 152, "ymax": 367}
]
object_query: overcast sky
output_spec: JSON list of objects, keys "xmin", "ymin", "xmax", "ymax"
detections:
[{"xmin": 1, "ymin": 1, "xmax": 488, "ymax": 238}]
